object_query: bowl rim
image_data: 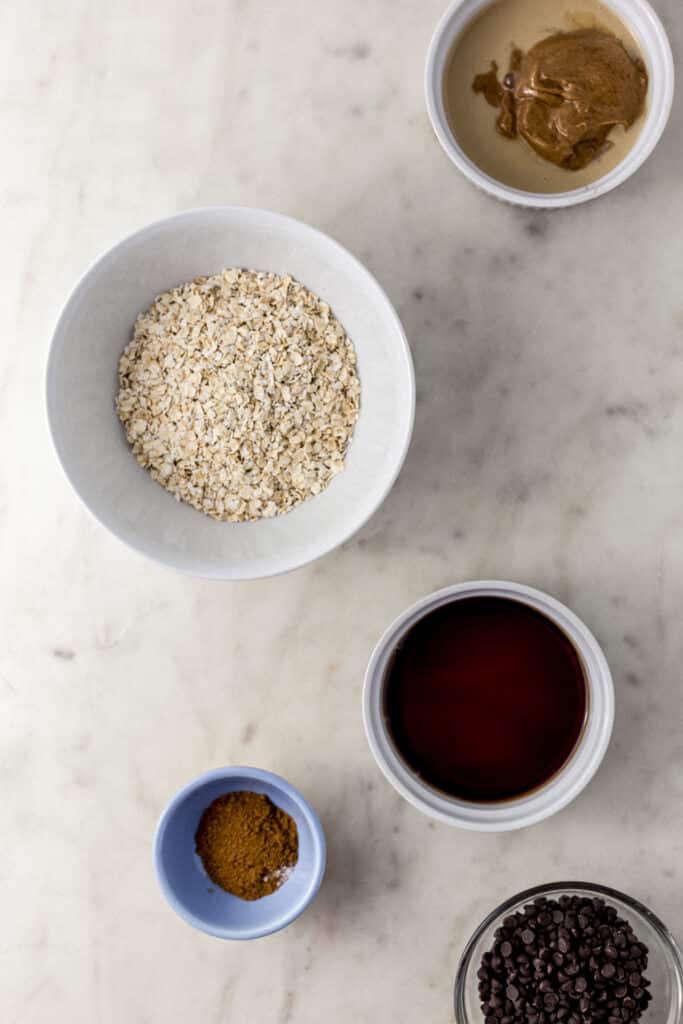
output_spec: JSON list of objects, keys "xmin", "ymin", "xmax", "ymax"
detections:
[
  {"xmin": 424, "ymin": 0, "xmax": 675, "ymax": 208},
  {"xmin": 153, "ymin": 764, "xmax": 327, "ymax": 940},
  {"xmin": 362, "ymin": 580, "xmax": 614, "ymax": 831},
  {"xmin": 454, "ymin": 880, "xmax": 683, "ymax": 1023},
  {"xmin": 45, "ymin": 205, "xmax": 416, "ymax": 580}
]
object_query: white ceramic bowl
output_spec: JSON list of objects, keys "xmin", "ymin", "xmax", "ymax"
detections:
[
  {"xmin": 425, "ymin": 0, "xmax": 674, "ymax": 208},
  {"xmin": 363, "ymin": 581, "xmax": 614, "ymax": 831},
  {"xmin": 46, "ymin": 208, "xmax": 415, "ymax": 579}
]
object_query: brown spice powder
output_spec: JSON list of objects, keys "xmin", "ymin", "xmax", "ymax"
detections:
[{"xmin": 195, "ymin": 790, "xmax": 298, "ymax": 901}]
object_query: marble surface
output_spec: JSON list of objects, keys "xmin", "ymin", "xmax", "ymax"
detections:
[{"xmin": 3, "ymin": 0, "xmax": 683, "ymax": 1020}]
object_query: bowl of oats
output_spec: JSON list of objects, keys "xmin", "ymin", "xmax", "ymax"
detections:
[{"xmin": 46, "ymin": 207, "xmax": 414, "ymax": 578}]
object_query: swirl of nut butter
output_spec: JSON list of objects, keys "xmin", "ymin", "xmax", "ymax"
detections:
[{"xmin": 473, "ymin": 28, "xmax": 647, "ymax": 170}]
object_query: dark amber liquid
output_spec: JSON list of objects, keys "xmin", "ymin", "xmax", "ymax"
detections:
[{"xmin": 382, "ymin": 596, "xmax": 587, "ymax": 802}]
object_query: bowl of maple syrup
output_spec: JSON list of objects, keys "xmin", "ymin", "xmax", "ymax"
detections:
[{"xmin": 362, "ymin": 581, "xmax": 614, "ymax": 831}]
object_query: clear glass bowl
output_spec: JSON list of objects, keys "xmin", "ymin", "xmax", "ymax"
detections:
[{"xmin": 454, "ymin": 883, "xmax": 683, "ymax": 1024}]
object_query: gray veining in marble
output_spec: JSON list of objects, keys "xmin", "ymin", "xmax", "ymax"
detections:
[{"xmin": 3, "ymin": 0, "xmax": 683, "ymax": 1020}]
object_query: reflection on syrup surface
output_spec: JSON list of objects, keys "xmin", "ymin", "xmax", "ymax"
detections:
[{"xmin": 383, "ymin": 597, "xmax": 587, "ymax": 802}]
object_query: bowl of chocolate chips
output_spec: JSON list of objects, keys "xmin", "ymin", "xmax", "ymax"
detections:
[{"xmin": 455, "ymin": 883, "xmax": 683, "ymax": 1024}]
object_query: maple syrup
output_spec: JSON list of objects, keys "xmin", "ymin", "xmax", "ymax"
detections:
[{"xmin": 382, "ymin": 596, "xmax": 587, "ymax": 802}]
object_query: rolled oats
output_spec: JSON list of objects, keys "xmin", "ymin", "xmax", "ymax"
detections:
[{"xmin": 116, "ymin": 269, "xmax": 360, "ymax": 521}]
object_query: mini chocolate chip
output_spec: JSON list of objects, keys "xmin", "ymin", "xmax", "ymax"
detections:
[{"xmin": 476, "ymin": 896, "xmax": 651, "ymax": 1024}]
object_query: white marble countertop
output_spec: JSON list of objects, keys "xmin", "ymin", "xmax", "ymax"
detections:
[{"xmin": 4, "ymin": 0, "xmax": 683, "ymax": 1020}]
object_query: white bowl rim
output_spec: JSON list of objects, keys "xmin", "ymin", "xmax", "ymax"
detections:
[
  {"xmin": 45, "ymin": 206, "xmax": 416, "ymax": 580},
  {"xmin": 362, "ymin": 580, "xmax": 615, "ymax": 831},
  {"xmin": 153, "ymin": 764, "xmax": 327, "ymax": 940},
  {"xmin": 424, "ymin": 0, "xmax": 675, "ymax": 208}
]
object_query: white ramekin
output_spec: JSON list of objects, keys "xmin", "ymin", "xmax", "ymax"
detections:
[
  {"xmin": 425, "ymin": 0, "xmax": 674, "ymax": 208},
  {"xmin": 362, "ymin": 581, "xmax": 614, "ymax": 831}
]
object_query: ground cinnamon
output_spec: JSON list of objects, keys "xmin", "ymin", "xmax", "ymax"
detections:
[{"xmin": 195, "ymin": 791, "xmax": 298, "ymax": 901}]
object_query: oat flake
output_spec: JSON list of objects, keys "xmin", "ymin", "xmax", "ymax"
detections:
[{"xmin": 116, "ymin": 268, "xmax": 361, "ymax": 522}]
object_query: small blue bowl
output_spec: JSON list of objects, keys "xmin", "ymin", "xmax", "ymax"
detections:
[{"xmin": 154, "ymin": 766, "xmax": 326, "ymax": 939}]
